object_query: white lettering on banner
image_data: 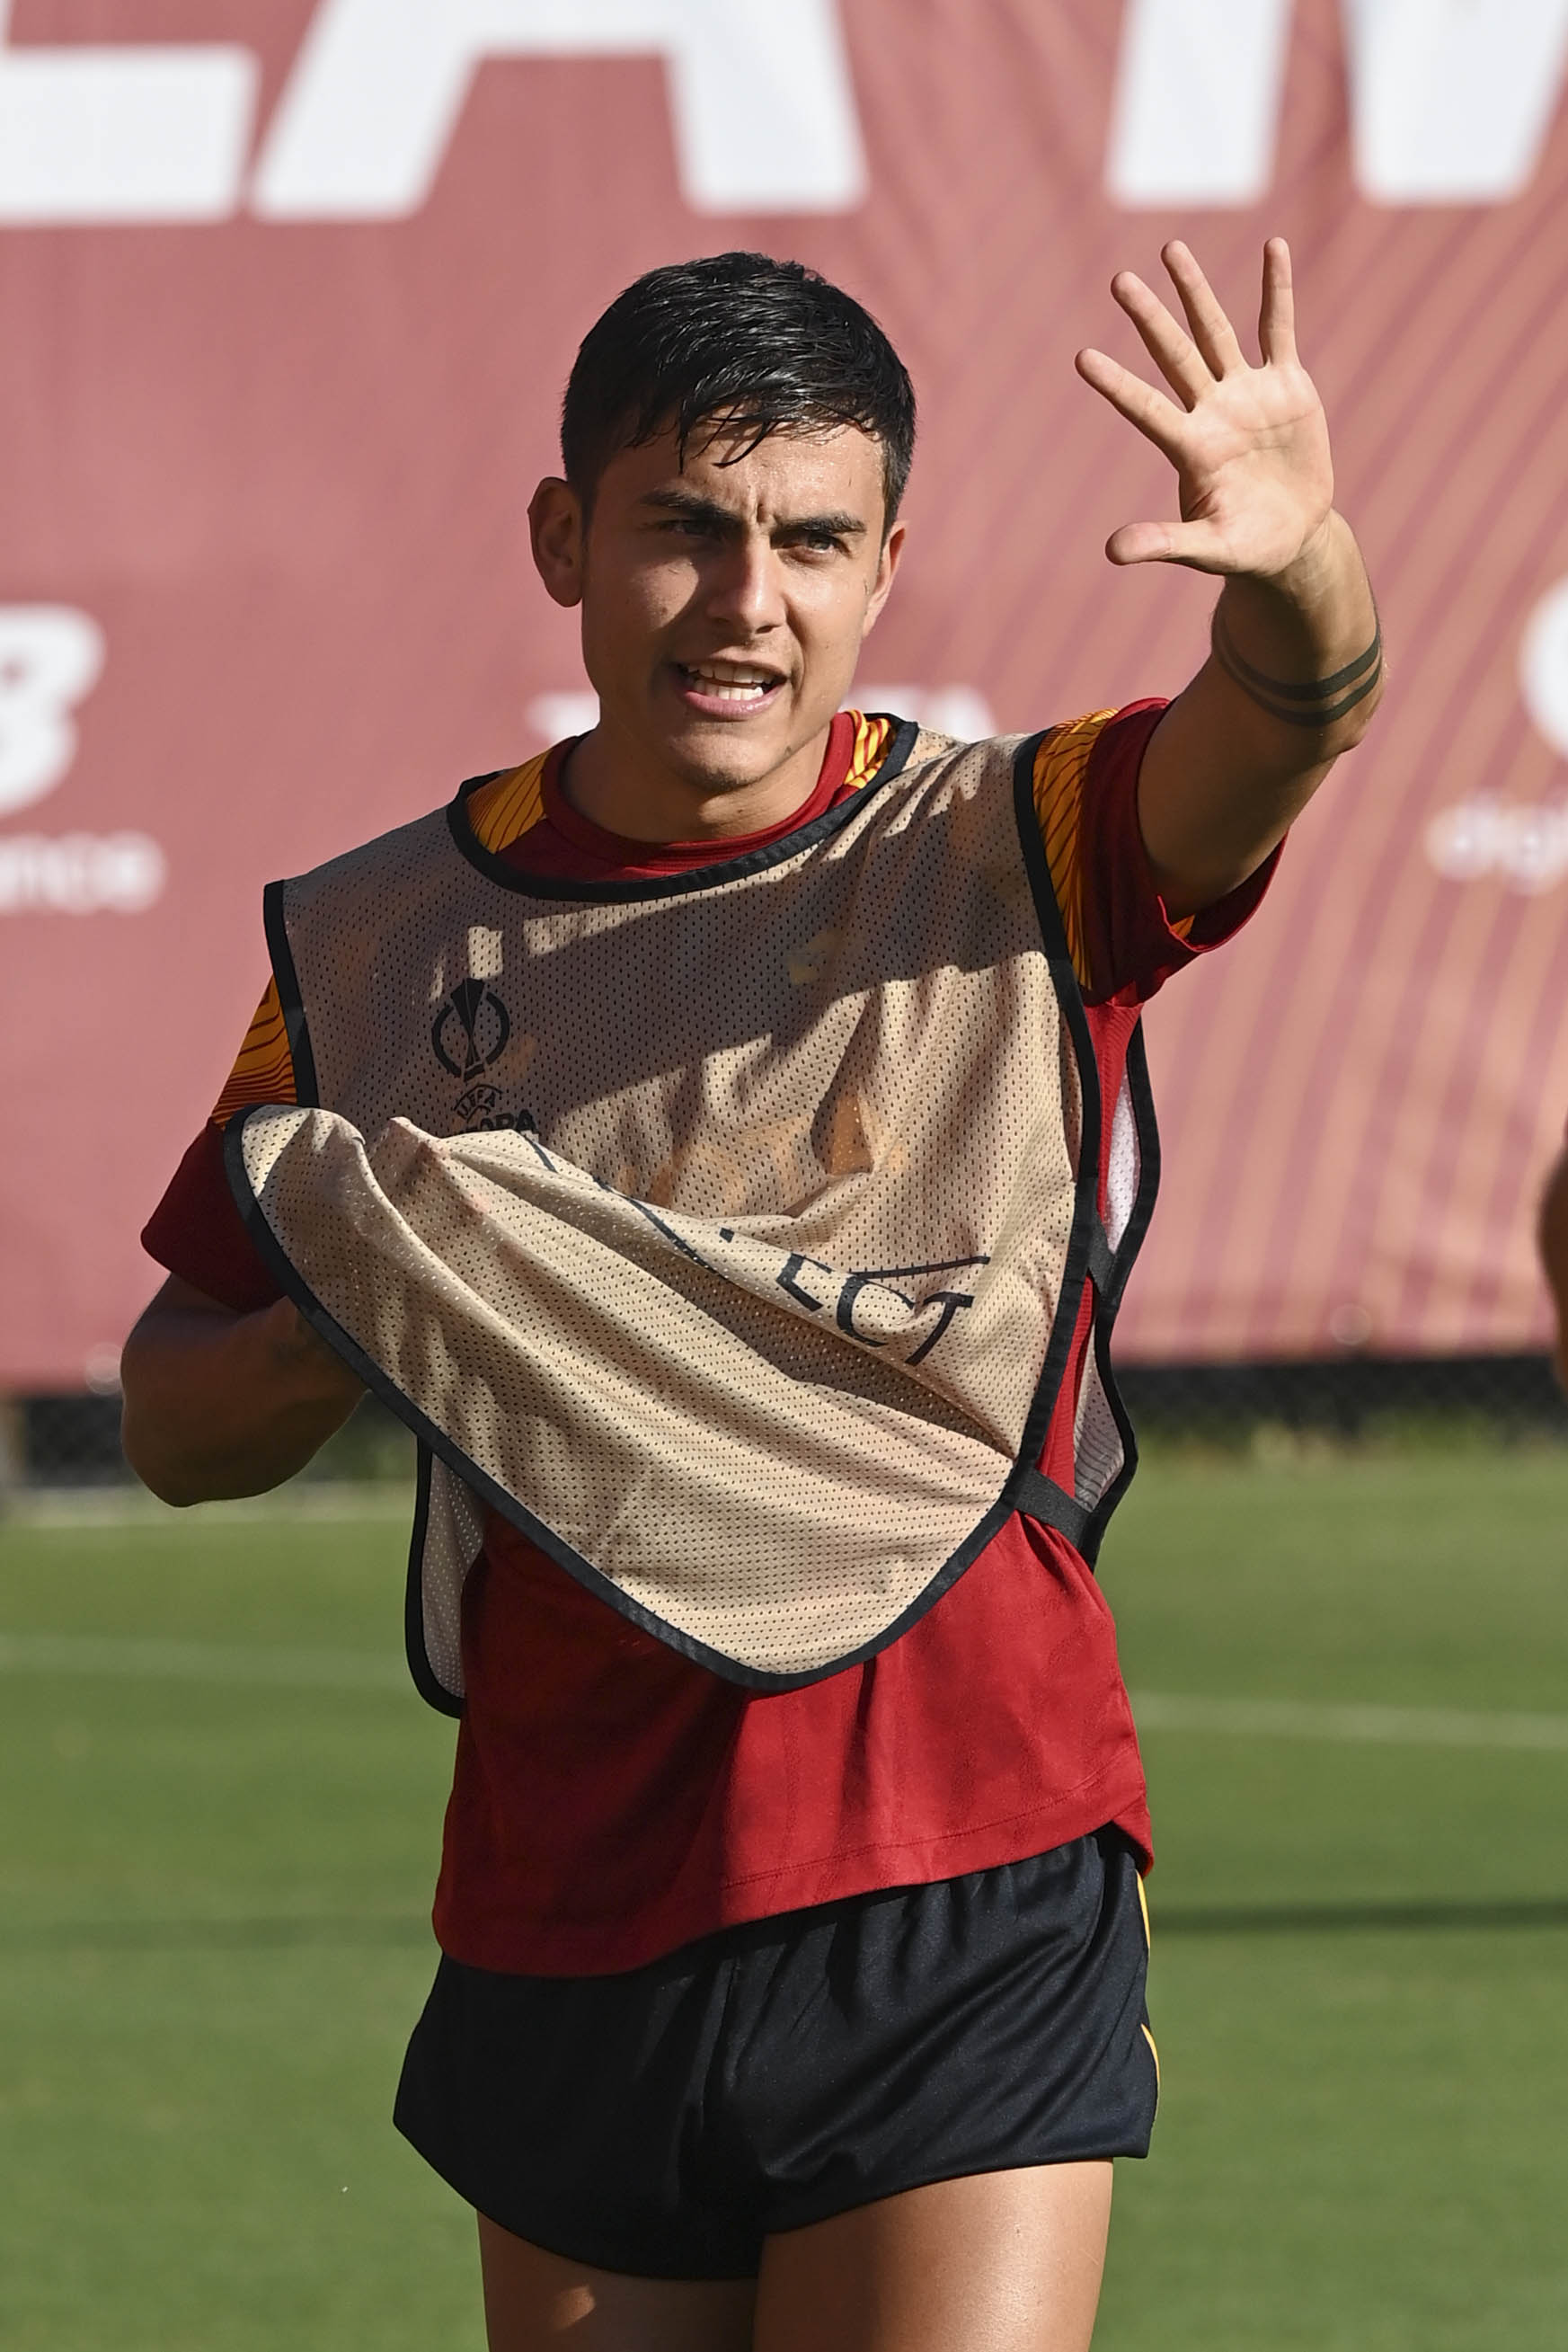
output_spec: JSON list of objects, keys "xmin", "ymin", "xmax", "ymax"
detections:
[
  {"xmin": 1425, "ymin": 803, "xmax": 1568, "ymax": 895},
  {"xmin": 2, "ymin": 0, "xmax": 1564, "ymax": 226},
  {"xmin": 524, "ymin": 687, "xmax": 997, "ymax": 748},
  {"xmin": 0, "ymin": 610, "xmax": 170, "ymax": 916},
  {"xmin": 1423, "ymin": 575, "xmax": 1568, "ymax": 892},
  {"xmin": 0, "ymin": 5, "xmax": 255, "ymax": 223},
  {"xmin": 1108, "ymin": 0, "xmax": 1568, "ymax": 206},
  {"xmin": 0, "ymin": 832, "xmax": 167, "ymax": 914},
  {"xmin": 1519, "ymin": 574, "xmax": 1568, "ymax": 761},
  {"xmin": 0, "ymin": 609, "xmax": 105, "ymax": 818},
  {"xmin": 1107, "ymin": 0, "xmax": 1292, "ymax": 207},
  {"xmin": 1343, "ymin": 0, "xmax": 1568, "ymax": 200},
  {"xmin": 252, "ymin": 0, "xmax": 865, "ymax": 218}
]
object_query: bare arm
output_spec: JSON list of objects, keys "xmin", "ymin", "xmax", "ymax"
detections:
[
  {"xmin": 120, "ymin": 1273, "xmax": 364, "ymax": 1506},
  {"xmin": 1076, "ymin": 238, "xmax": 1383, "ymax": 917},
  {"xmin": 1540, "ymin": 1149, "xmax": 1568, "ymax": 1389}
]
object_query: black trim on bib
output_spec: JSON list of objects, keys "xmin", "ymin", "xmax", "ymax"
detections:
[
  {"xmin": 1075, "ymin": 1024, "xmax": 1162, "ymax": 1564},
  {"xmin": 444, "ymin": 718, "xmax": 923, "ymax": 905},
  {"xmin": 1013, "ymin": 1468, "xmax": 1093, "ymax": 1550},
  {"xmin": 405, "ymin": 1451, "xmax": 464, "ymax": 1718},
  {"xmin": 223, "ymin": 1105, "xmax": 1021, "ymax": 1696},
  {"xmin": 262, "ymin": 878, "xmax": 320, "ymax": 1110},
  {"xmin": 1104, "ymin": 1024, "xmax": 1161, "ymax": 1307},
  {"xmin": 999, "ymin": 732, "xmax": 1104, "ymax": 1529},
  {"xmin": 243, "ymin": 726, "xmax": 1125, "ymax": 1702},
  {"xmin": 999, "ymin": 741, "xmax": 1162, "ymax": 1572}
]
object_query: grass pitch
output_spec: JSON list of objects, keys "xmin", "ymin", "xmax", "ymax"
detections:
[
  {"xmin": 1099, "ymin": 1450, "xmax": 1568, "ymax": 2352},
  {"xmin": 2, "ymin": 1450, "xmax": 1565, "ymax": 2348}
]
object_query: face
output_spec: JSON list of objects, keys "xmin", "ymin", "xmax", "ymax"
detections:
[{"xmin": 529, "ymin": 421, "xmax": 904, "ymax": 817}]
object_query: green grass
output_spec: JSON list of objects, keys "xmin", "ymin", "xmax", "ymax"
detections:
[
  {"xmin": 1096, "ymin": 1451, "xmax": 1568, "ymax": 2350},
  {"xmin": 1, "ymin": 1454, "xmax": 1565, "ymax": 2347},
  {"xmin": 0, "ymin": 1507, "xmax": 475, "ymax": 2352}
]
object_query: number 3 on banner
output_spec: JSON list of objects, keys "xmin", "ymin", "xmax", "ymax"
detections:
[{"xmin": 0, "ymin": 607, "xmax": 104, "ymax": 819}]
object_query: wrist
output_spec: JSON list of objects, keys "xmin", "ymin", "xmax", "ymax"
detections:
[
  {"xmin": 1243, "ymin": 507, "xmax": 1343, "ymax": 603},
  {"xmin": 1214, "ymin": 509, "xmax": 1378, "ymax": 688}
]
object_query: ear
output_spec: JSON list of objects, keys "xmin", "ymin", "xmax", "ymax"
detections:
[
  {"xmin": 860, "ymin": 519, "xmax": 907, "ymax": 642},
  {"xmin": 529, "ymin": 477, "xmax": 586, "ymax": 608}
]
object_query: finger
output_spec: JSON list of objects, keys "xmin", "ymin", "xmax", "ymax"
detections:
[
  {"xmin": 1161, "ymin": 240, "xmax": 1246, "ymax": 378},
  {"xmin": 1075, "ymin": 345, "xmax": 1188, "ymax": 460},
  {"xmin": 1110, "ymin": 268, "xmax": 1211, "ymax": 408},
  {"xmin": 1258, "ymin": 235, "xmax": 1298, "ymax": 365},
  {"xmin": 1105, "ymin": 518, "xmax": 1238, "ymax": 573}
]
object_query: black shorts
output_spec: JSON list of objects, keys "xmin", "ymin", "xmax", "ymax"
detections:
[{"xmin": 394, "ymin": 1827, "xmax": 1157, "ymax": 2280}]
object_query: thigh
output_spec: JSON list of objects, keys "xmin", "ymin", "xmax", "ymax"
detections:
[
  {"xmin": 477, "ymin": 2214, "xmax": 757, "ymax": 2352},
  {"xmin": 752, "ymin": 2161, "xmax": 1113, "ymax": 2352}
]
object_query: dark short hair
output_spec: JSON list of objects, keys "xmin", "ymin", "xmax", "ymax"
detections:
[{"xmin": 561, "ymin": 252, "xmax": 916, "ymax": 529}]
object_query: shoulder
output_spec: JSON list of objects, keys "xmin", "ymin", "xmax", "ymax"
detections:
[
  {"xmin": 1031, "ymin": 706, "xmax": 1166, "ymax": 832},
  {"xmin": 1024, "ymin": 705, "xmax": 1173, "ymax": 1000},
  {"xmin": 280, "ymin": 792, "xmax": 470, "ymax": 905},
  {"xmin": 464, "ymin": 755, "xmax": 548, "ymax": 856}
]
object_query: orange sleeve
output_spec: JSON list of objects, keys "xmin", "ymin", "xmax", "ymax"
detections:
[
  {"xmin": 142, "ymin": 974, "xmax": 294, "ymax": 1309},
  {"xmin": 208, "ymin": 978, "xmax": 297, "ymax": 1128},
  {"xmin": 466, "ymin": 754, "xmax": 548, "ymax": 854},
  {"xmin": 847, "ymin": 712, "xmax": 895, "ymax": 785},
  {"xmin": 1031, "ymin": 711, "xmax": 1123, "ymax": 993},
  {"xmin": 1038, "ymin": 700, "xmax": 1275, "ymax": 1007}
]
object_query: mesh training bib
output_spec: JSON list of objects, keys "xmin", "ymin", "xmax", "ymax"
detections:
[{"xmin": 226, "ymin": 722, "xmax": 1157, "ymax": 1700}]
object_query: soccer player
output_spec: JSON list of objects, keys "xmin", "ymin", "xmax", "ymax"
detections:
[{"xmin": 121, "ymin": 242, "xmax": 1382, "ymax": 2352}]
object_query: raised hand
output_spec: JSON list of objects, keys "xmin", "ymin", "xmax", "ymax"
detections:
[{"xmin": 1075, "ymin": 237, "xmax": 1333, "ymax": 581}]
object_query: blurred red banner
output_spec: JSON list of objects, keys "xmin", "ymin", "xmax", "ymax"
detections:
[{"xmin": 4, "ymin": 0, "xmax": 1567, "ymax": 1386}]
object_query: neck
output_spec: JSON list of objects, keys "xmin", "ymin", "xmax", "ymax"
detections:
[{"xmin": 561, "ymin": 719, "xmax": 833, "ymax": 844}]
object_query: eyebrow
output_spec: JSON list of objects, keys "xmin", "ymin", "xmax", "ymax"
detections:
[{"xmin": 637, "ymin": 488, "xmax": 867, "ymax": 538}]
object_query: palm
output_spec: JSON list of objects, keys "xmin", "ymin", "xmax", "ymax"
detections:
[{"xmin": 1076, "ymin": 239, "xmax": 1333, "ymax": 578}]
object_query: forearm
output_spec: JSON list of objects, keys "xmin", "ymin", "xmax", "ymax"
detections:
[
  {"xmin": 120, "ymin": 1283, "xmax": 364, "ymax": 1506},
  {"xmin": 1212, "ymin": 508, "xmax": 1382, "ymax": 761},
  {"xmin": 1140, "ymin": 511, "xmax": 1383, "ymax": 912}
]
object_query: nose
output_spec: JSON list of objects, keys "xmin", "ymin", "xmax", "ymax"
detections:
[{"xmin": 703, "ymin": 530, "xmax": 785, "ymax": 639}]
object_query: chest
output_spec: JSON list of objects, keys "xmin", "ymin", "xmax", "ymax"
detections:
[{"xmin": 283, "ymin": 762, "xmax": 1079, "ymax": 1258}]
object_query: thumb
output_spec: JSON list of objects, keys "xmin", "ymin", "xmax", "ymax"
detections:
[{"xmin": 1106, "ymin": 519, "xmax": 1236, "ymax": 572}]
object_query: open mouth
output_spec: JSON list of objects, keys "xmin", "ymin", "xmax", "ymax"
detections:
[{"xmin": 673, "ymin": 660, "xmax": 786, "ymax": 710}]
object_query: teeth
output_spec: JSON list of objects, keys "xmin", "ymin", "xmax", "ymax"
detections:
[{"xmin": 685, "ymin": 663, "xmax": 775, "ymax": 698}]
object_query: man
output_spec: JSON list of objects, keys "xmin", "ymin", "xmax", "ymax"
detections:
[{"xmin": 122, "ymin": 243, "xmax": 1381, "ymax": 2351}]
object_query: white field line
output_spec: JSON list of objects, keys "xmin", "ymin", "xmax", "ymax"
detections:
[
  {"xmin": 0, "ymin": 1633, "xmax": 1563, "ymax": 1748},
  {"xmin": 0, "ymin": 1631, "xmax": 406, "ymax": 1691},
  {"xmin": 1130, "ymin": 1691, "xmax": 1568, "ymax": 1753},
  {"xmin": 5, "ymin": 1483, "xmax": 412, "ymax": 1527}
]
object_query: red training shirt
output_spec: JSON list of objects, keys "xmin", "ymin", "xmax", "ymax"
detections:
[{"xmin": 142, "ymin": 706, "xmax": 1274, "ymax": 1974}]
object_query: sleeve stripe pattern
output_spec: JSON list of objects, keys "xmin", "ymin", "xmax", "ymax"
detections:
[
  {"xmin": 467, "ymin": 753, "xmax": 548, "ymax": 854},
  {"xmin": 1032, "ymin": 712, "xmax": 1118, "ymax": 994},
  {"xmin": 209, "ymin": 979, "xmax": 297, "ymax": 1127},
  {"xmin": 846, "ymin": 711, "xmax": 893, "ymax": 785}
]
